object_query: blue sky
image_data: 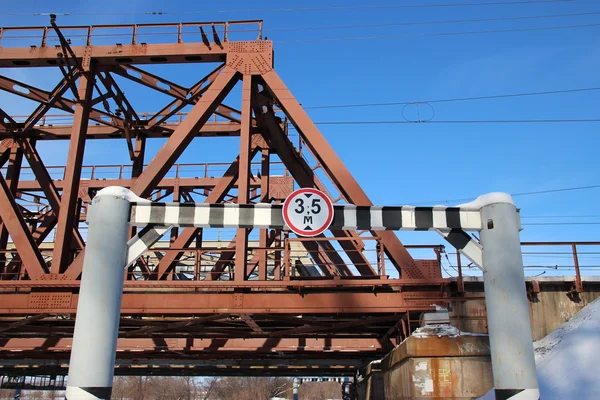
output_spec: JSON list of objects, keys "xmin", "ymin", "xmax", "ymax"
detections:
[{"xmin": 1, "ymin": 0, "xmax": 599, "ymax": 276}]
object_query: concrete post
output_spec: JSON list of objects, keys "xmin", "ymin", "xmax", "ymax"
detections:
[
  {"xmin": 65, "ymin": 187, "xmax": 133, "ymax": 400},
  {"xmin": 292, "ymin": 378, "xmax": 300, "ymax": 400},
  {"xmin": 478, "ymin": 193, "xmax": 539, "ymax": 400}
]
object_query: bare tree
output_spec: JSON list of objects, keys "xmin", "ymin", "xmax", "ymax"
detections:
[
  {"xmin": 300, "ymin": 381, "xmax": 342, "ymax": 400},
  {"xmin": 209, "ymin": 377, "xmax": 293, "ymax": 400}
]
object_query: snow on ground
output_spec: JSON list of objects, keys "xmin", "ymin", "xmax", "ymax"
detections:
[
  {"xmin": 535, "ymin": 297, "xmax": 600, "ymax": 400},
  {"xmin": 478, "ymin": 297, "xmax": 600, "ymax": 399}
]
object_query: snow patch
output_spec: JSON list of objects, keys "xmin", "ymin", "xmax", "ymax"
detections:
[
  {"xmin": 535, "ymin": 297, "xmax": 600, "ymax": 400},
  {"xmin": 457, "ymin": 192, "xmax": 514, "ymax": 209},
  {"xmin": 95, "ymin": 186, "xmax": 150, "ymax": 203}
]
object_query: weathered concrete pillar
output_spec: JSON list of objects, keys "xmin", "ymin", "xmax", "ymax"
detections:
[
  {"xmin": 479, "ymin": 193, "xmax": 539, "ymax": 399},
  {"xmin": 65, "ymin": 187, "xmax": 133, "ymax": 400}
]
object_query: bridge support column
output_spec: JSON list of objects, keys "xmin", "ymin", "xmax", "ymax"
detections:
[
  {"xmin": 479, "ymin": 194, "xmax": 539, "ymax": 400},
  {"xmin": 66, "ymin": 187, "xmax": 132, "ymax": 400}
]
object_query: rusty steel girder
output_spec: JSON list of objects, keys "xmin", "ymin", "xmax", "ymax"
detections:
[{"xmin": 0, "ymin": 19, "xmax": 446, "ymax": 372}]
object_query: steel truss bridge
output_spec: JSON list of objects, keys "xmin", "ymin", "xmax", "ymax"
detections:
[{"xmin": 0, "ymin": 19, "xmax": 588, "ymax": 378}]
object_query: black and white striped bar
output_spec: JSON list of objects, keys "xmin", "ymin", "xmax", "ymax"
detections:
[
  {"xmin": 129, "ymin": 203, "xmax": 483, "ymax": 231},
  {"xmin": 125, "ymin": 225, "xmax": 171, "ymax": 268}
]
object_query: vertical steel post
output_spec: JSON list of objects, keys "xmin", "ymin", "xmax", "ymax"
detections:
[
  {"xmin": 66, "ymin": 187, "xmax": 132, "ymax": 400},
  {"xmin": 479, "ymin": 193, "xmax": 539, "ymax": 399}
]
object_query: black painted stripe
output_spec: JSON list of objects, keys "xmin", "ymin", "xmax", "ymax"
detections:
[
  {"xmin": 178, "ymin": 203, "xmax": 196, "ymax": 226},
  {"xmin": 127, "ymin": 203, "xmax": 134, "ymax": 223},
  {"xmin": 149, "ymin": 203, "xmax": 166, "ymax": 225},
  {"xmin": 271, "ymin": 205, "xmax": 285, "ymax": 228},
  {"xmin": 495, "ymin": 388, "xmax": 525, "ymax": 400},
  {"xmin": 331, "ymin": 206, "xmax": 345, "ymax": 230},
  {"xmin": 444, "ymin": 229, "xmax": 472, "ymax": 250},
  {"xmin": 238, "ymin": 204, "xmax": 255, "ymax": 228},
  {"xmin": 414, "ymin": 207, "xmax": 434, "ymax": 231},
  {"xmin": 138, "ymin": 225, "xmax": 164, "ymax": 247},
  {"xmin": 356, "ymin": 206, "xmax": 371, "ymax": 230},
  {"xmin": 208, "ymin": 204, "xmax": 225, "ymax": 228},
  {"xmin": 82, "ymin": 386, "xmax": 112, "ymax": 399},
  {"xmin": 445, "ymin": 208, "xmax": 461, "ymax": 229},
  {"xmin": 382, "ymin": 207, "xmax": 403, "ymax": 230}
]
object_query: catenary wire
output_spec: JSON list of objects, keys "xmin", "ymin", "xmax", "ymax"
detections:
[
  {"xmin": 398, "ymin": 184, "xmax": 600, "ymax": 205},
  {"xmin": 278, "ymin": 23, "xmax": 600, "ymax": 44},
  {"xmin": 304, "ymin": 87, "xmax": 600, "ymax": 110},
  {"xmin": 265, "ymin": 11, "xmax": 600, "ymax": 32},
  {"xmin": 0, "ymin": 1, "xmax": 575, "ymax": 16},
  {"xmin": 306, "ymin": 119, "xmax": 600, "ymax": 125}
]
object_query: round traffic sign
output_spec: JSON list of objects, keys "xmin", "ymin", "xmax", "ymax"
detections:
[{"xmin": 282, "ymin": 188, "xmax": 334, "ymax": 237}]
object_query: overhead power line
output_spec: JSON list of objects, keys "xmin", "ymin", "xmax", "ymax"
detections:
[
  {"xmin": 521, "ymin": 215, "xmax": 600, "ymax": 218},
  {"xmin": 268, "ymin": 11, "xmax": 600, "ymax": 33},
  {"xmin": 279, "ymin": 22, "xmax": 600, "ymax": 44},
  {"xmin": 308, "ymin": 119, "xmax": 600, "ymax": 125},
  {"xmin": 304, "ymin": 87, "xmax": 600, "ymax": 110},
  {"xmin": 0, "ymin": 1, "xmax": 575, "ymax": 16},
  {"xmin": 401, "ymin": 184, "xmax": 600, "ymax": 205}
]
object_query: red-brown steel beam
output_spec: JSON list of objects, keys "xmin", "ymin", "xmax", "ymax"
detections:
[
  {"xmin": 0, "ymin": 291, "xmax": 425, "ymax": 314},
  {"xmin": 0, "ymin": 172, "xmax": 46, "ymax": 280},
  {"xmin": 107, "ymin": 64, "xmax": 189, "ymax": 99},
  {"xmin": 258, "ymin": 149, "xmax": 270, "ymax": 280},
  {"xmin": 0, "ymin": 147, "xmax": 22, "ymax": 274},
  {"xmin": 2, "ymin": 121, "xmax": 242, "ymax": 140},
  {"xmin": 153, "ymin": 147, "xmax": 261, "ymax": 281},
  {"xmin": 234, "ymin": 74, "xmax": 253, "ymax": 281},
  {"xmin": 16, "ymin": 176, "xmax": 261, "ymax": 192},
  {"xmin": 1, "ymin": 337, "xmax": 383, "ymax": 353},
  {"xmin": 253, "ymin": 92, "xmax": 373, "ymax": 276},
  {"xmin": 260, "ymin": 71, "xmax": 420, "ymax": 278},
  {"xmin": 51, "ymin": 69, "xmax": 94, "ymax": 274},
  {"xmin": 0, "ymin": 75, "xmax": 122, "ymax": 129},
  {"xmin": 16, "ymin": 139, "xmax": 84, "ymax": 249},
  {"xmin": 24, "ymin": 70, "xmax": 80, "ymax": 130},
  {"xmin": 129, "ymin": 66, "xmax": 240, "ymax": 197}
]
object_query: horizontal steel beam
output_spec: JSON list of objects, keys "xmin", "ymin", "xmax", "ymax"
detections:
[
  {"xmin": 16, "ymin": 176, "xmax": 261, "ymax": 191},
  {"xmin": 1, "ymin": 337, "xmax": 382, "ymax": 353},
  {"xmin": 0, "ymin": 290, "xmax": 439, "ymax": 314},
  {"xmin": 0, "ymin": 43, "xmax": 231, "ymax": 68},
  {"xmin": 0, "ymin": 121, "xmax": 243, "ymax": 139}
]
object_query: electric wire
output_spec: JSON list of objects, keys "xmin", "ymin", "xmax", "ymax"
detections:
[
  {"xmin": 307, "ymin": 119, "xmax": 600, "ymax": 125},
  {"xmin": 304, "ymin": 87, "xmax": 600, "ymax": 110},
  {"xmin": 399, "ymin": 184, "xmax": 600, "ymax": 205},
  {"xmin": 266, "ymin": 11, "xmax": 600, "ymax": 32},
  {"xmin": 0, "ymin": 1, "xmax": 575, "ymax": 17},
  {"xmin": 278, "ymin": 22, "xmax": 600, "ymax": 44}
]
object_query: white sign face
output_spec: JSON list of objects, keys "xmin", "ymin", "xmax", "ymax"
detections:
[{"xmin": 282, "ymin": 188, "xmax": 334, "ymax": 237}]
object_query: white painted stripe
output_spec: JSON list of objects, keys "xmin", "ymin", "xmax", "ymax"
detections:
[
  {"xmin": 193, "ymin": 205, "xmax": 210, "ymax": 227},
  {"xmin": 460, "ymin": 209, "xmax": 482, "ymax": 230},
  {"xmin": 432, "ymin": 206, "xmax": 448, "ymax": 230},
  {"xmin": 342, "ymin": 206, "xmax": 357, "ymax": 230},
  {"xmin": 253, "ymin": 203, "xmax": 272, "ymax": 228},
  {"xmin": 434, "ymin": 229, "xmax": 483, "ymax": 270},
  {"xmin": 222, "ymin": 204, "xmax": 240, "ymax": 227},
  {"xmin": 65, "ymin": 386, "xmax": 101, "ymax": 400},
  {"xmin": 163, "ymin": 205, "xmax": 180, "ymax": 226},
  {"xmin": 401, "ymin": 206, "xmax": 416, "ymax": 230},
  {"xmin": 509, "ymin": 389, "xmax": 540, "ymax": 399},
  {"xmin": 370, "ymin": 207, "xmax": 384, "ymax": 230},
  {"xmin": 131, "ymin": 204, "xmax": 151, "ymax": 226},
  {"xmin": 125, "ymin": 226, "xmax": 170, "ymax": 268},
  {"xmin": 461, "ymin": 240, "xmax": 484, "ymax": 270}
]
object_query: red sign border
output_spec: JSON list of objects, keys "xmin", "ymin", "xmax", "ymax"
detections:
[{"xmin": 282, "ymin": 188, "xmax": 334, "ymax": 237}]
